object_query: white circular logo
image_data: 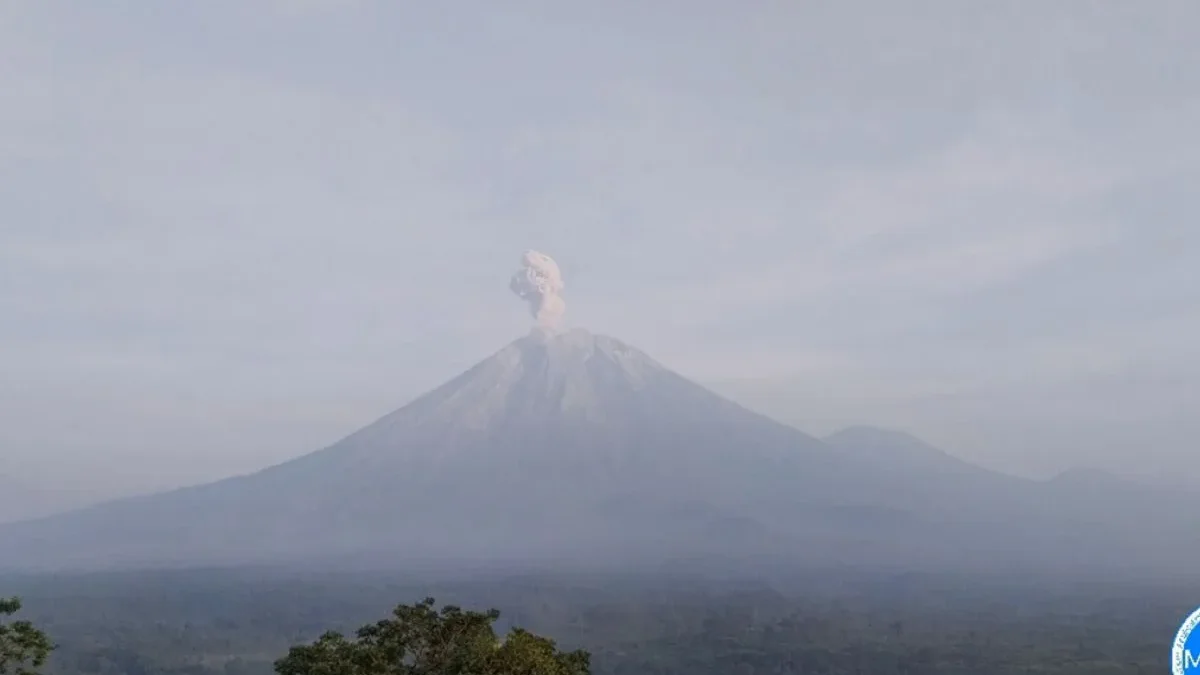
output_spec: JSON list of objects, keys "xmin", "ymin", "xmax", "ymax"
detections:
[{"xmin": 1174, "ymin": 606, "xmax": 1200, "ymax": 675}]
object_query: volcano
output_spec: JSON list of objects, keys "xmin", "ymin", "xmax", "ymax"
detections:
[{"xmin": 1, "ymin": 329, "xmax": 1196, "ymax": 577}]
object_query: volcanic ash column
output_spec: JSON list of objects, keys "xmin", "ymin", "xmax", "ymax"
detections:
[{"xmin": 509, "ymin": 250, "xmax": 566, "ymax": 332}]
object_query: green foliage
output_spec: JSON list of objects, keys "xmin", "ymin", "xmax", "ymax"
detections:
[
  {"xmin": 274, "ymin": 598, "xmax": 590, "ymax": 675},
  {"xmin": 0, "ymin": 597, "xmax": 54, "ymax": 675}
]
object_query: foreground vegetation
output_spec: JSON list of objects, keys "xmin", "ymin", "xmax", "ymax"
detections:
[
  {"xmin": 275, "ymin": 597, "xmax": 589, "ymax": 675},
  {"xmin": 0, "ymin": 597, "xmax": 54, "ymax": 675},
  {"xmin": 2, "ymin": 567, "xmax": 1193, "ymax": 674}
]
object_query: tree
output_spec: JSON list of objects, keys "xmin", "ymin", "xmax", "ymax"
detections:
[
  {"xmin": 275, "ymin": 597, "xmax": 590, "ymax": 675},
  {"xmin": 0, "ymin": 597, "xmax": 54, "ymax": 675}
]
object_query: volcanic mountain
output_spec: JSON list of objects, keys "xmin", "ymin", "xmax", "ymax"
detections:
[{"xmin": 0, "ymin": 329, "xmax": 1195, "ymax": 576}]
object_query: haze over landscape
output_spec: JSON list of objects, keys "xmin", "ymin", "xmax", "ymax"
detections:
[
  {"xmin": 4, "ymin": 316, "xmax": 1197, "ymax": 578},
  {"xmin": 3, "ymin": 4, "xmax": 1200, "ymax": 675},
  {"xmin": 3, "ymin": 3, "xmax": 1198, "ymax": 519}
]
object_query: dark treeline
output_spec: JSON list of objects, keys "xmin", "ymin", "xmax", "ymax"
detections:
[{"xmin": 2, "ymin": 567, "xmax": 1193, "ymax": 675}]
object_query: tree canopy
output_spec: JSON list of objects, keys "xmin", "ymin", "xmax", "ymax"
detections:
[
  {"xmin": 274, "ymin": 597, "xmax": 590, "ymax": 675},
  {"xmin": 0, "ymin": 597, "xmax": 54, "ymax": 675}
]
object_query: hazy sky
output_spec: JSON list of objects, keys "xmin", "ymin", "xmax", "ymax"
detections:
[{"xmin": 2, "ymin": 2, "xmax": 1197, "ymax": 497}]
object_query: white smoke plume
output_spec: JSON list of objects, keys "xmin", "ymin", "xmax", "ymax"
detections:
[{"xmin": 509, "ymin": 250, "xmax": 565, "ymax": 330}]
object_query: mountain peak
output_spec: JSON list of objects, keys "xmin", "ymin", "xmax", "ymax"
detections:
[
  {"xmin": 313, "ymin": 328, "xmax": 732, "ymax": 467},
  {"xmin": 417, "ymin": 328, "xmax": 667, "ymax": 427},
  {"xmin": 514, "ymin": 327, "xmax": 662, "ymax": 378}
]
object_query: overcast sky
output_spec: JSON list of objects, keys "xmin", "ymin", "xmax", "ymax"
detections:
[{"xmin": 2, "ymin": 1, "xmax": 1197, "ymax": 497}]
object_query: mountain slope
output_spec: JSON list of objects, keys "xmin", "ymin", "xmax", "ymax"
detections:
[
  {"xmin": 0, "ymin": 330, "xmax": 851, "ymax": 569},
  {"xmin": 823, "ymin": 425, "xmax": 1038, "ymax": 506},
  {"xmin": 0, "ymin": 330, "xmax": 1196, "ymax": 577},
  {"xmin": 825, "ymin": 426, "xmax": 972, "ymax": 469}
]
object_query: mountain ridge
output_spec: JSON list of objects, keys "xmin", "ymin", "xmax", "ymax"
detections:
[
  {"xmin": 0, "ymin": 329, "xmax": 839, "ymax": 570},
  {"xmin": 1, "ymin": 329, "xmax": 1197, "ymax": 578}
]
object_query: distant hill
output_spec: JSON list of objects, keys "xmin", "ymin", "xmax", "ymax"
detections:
[
  {"xmin": 821, "ymin": 424, "xmax": 1040, "ymax": 513},
  {"xmin": 1, "ymin": 329, "xmax": 1196, "ymax": 579}
]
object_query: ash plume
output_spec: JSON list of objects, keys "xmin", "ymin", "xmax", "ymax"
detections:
[{"xmin": 509, "ymin": 250, "xmax": 565, "ymax": 330}]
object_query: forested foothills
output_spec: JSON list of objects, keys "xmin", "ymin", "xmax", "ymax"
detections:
[{"xmin": 2, "ymin": 569, "xmax": 1191, "ymax": 675}]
